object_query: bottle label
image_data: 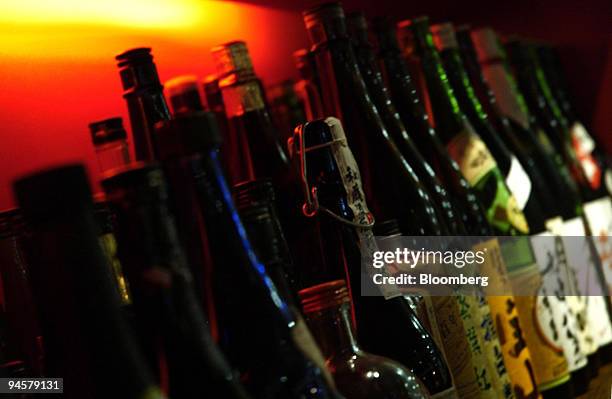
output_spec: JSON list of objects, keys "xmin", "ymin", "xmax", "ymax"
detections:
[
  {"xmin": 570, "ymin": 122, "xmax": 601, "ymax": 190},
  {"xmin": 427, "ymin": 296, "xmax": 481, "ymax": 399},
  {"xmin": 221, "ymin": 81, "xmax": 265, "ymax": 118},
  {"xmin": 473, "ymin": 239, "xmax": 541, "ymax": 399},
  {"xmin": 546, "ymin": 217, "xmax": 602, "ymax": 355},
  {"xmin": 505, "ymin": 156, "xmax": 532, "ymax": 211},
  {"xmin": 475, "ymin": 296, "xmax": 514, "ymax": 399},
  {"xmin": 447, "ymin": 130, "xmax": 529, "ymax": 234},
  {"xmin": 530, "ymin": 231, "xmax": 589, "ymax": 373},
  {"xmin": 580, "ymin": 198, "xmax": 612, "ymax": 348},
  {"xmin": 323, "ymin": 118, "xmax": 383, "ymax": 295},
  {"xmin": 584, "ymin": 197, "xmax": 612, "ymax": 296},
  {"xmin": 456, "ymin": 295, "xmax": 503, "ymax": 399}
]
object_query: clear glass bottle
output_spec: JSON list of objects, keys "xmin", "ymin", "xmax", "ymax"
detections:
[{"xmin": 300, "ymin": 279, "xmax": 428, "ymax": 399}]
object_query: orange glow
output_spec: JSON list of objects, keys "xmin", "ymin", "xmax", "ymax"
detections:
[
  {"xmin": 0, "ymin": 0, "xmax": 204, "ymax": 29},
  {"xmin": 0, "ymin": 1, "xmax": 307, "ymax": 209}
]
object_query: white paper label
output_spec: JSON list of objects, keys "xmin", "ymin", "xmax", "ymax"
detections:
[{"xmin": 505, "ymin": 156, "xmax": 531, "ymax": 210}]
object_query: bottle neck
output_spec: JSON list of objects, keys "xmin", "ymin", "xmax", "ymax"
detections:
[
  {"xmin": 306, "ymin": 302, "xmax": 359, "ymax": 358},
  {"xmin": 409, "ymin": 26, "xmax": 466, "ymax": 143}
]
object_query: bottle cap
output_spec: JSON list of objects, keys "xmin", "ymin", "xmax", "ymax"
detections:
[
  {"xmin": 115, "ymin": 47, "xmax": 163, "ymax": 95},
  {"xmin": 14, "ymin": 165, "xmax": 94, "ymax": 224},
  {"xmin": 470, "ymin": 28, "xmax": 505, "ymax": 64},
  {"xmin": 373, "ymin": 219, "xmax": 401, "ymax": 236},
  {"xmin": 211, "ymin": 41, "xmax": 256, "ymax": 84},
  {"xmin": 234, "ymin": 178, "xmax": 276, "ymax": 211},
  {"xmin": 202, "ymin": 74, "xmax": 220, "ymax": 97},
  {"xmin": 165, "ymin": 75, "xmax": 204, "ymax": 115},
  {"xmin": 155, "ymin": 111, "xmax": 221, "ymax": 159},
  {"xmin": 303, "ymin": 2, "xmax": 348, "ymax": 47},
  {"xmin": 430, "ymin": 22, "xmax": 458, "ymax": 51},
  {"xmin": 89, "ymin": 117, "xmax": 127, "ymax": 145},
  {"xmin": 299, "ymin": 279, "xmax": 350, "ymax": 314}
]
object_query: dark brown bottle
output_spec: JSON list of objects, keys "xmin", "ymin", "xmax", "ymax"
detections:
[
  {"xmin": 267, "ymin": 80, "xmax": 308, "ymax": 142},
  {"xmin": 372, "ymin": 16, "xmax": 492, "ymax": 236},
  {"xmin": 293, "ymin": 49, "xmax": 325, "ymax": 121},
  {"xmin": 115, "ymin": 48, "xmax": 171, "ymax": 161},
  {"xmin": 300, "ymin": 280, "xmax": 429, "ymax": 399},
  {"xmin": 347, "ymin": 12, "xmax": 463, "ymax": 235},
  {"xmin": 302, "ymin": 2, "xmax": 444, "ymax": 236},
  {"xmin": 211, "ymin": 41, "xmax": 290, "ymax": 186}
]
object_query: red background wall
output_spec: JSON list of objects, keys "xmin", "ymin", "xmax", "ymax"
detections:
[{"xmin": 0, "ymin": 0, "xmax": 610, "ymax": 210}]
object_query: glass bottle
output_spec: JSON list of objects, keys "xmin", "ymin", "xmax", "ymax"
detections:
[
  {"xmin": 347, "ymin": 12, "xmax": 463, "ymax": 236},
  {"xmin": 454, "ymin": 27, "xmax": 560, "ymax": 223},
  {"xmin": 115, "ymin": 48, "xmax": 171, "ymax": 161},
  {"xmin": 88, "ymin": 117, "xmax": 131, "ymax": 174},
  {"xmin": 293, "ymin": 49, "xmax": 325, "ymax": 121},
  {"xmin": 15, "ymin": 165, "xmax": 165, "ymax": 399},
  {"xmin": 372, "ymin": 16, "xmax": 492, "ymax": 236},
  {"xmin": 504, "ymin": 41, "xmax": 590, "ymax": 199},
  {"xmin": 454, "ymin": 27, "xmax": 595, "ymax": 391},
  {"xmin": 397, "ymin": 17, "xmax": 529, "ymax": 236},
  {"xmin": 234, "ymin": 179, "xmax": 297, "ymax": 303},
  {"xmin": 300, "ymin": 280, "xmax": 428, "ymax": 399},
  {"xmin": 211, "ymin": 41, "xmax": 290, "ymax": 186},
  {"xmin": 202, "ymin": 74, "xmax": 233, "ymax": 176},
  {"xmin": 154, "ymin": 112, "xmax": 340, "ymax": 399},
  {"xmin": 165, "ymin": 75, "xmax": 205, "ymax": 116},
  {"xmin": 267, "ymin": 79, "xmax": 308, "ymax": 142},
  {"xmin": 292, "ymin": 117, "xmax": 455, "ymax": 398},
  {"xmin": 398, "ymin": 17, "xmax": 549, "ymax": 399},
  {"xmin": 468, "ymin": 28, "xmax": 582, "ymax": 221},
  {"xmin": 302, "ymin": 2, "xmax": 444, "ymax": 236},
  {"xmin": 430, "ymin": 22, "xmax": 549, "ymax": 233},
  {"xmin": 0, "ymin": 210, "xmax": 43, "ymax": 377},
  {"xmin": 101, "ymin": 162, "xmax": 251, "ymax": 399}
]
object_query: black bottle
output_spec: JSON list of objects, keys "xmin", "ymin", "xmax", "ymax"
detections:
[
  {"xmin": 505, "ymin": 40, "xmax": 592, "ymax": 201},
  {"xmin": 398, "ymin": 17, "xmax": 529, "ymax": 236},
  {"xmin": 430, "ymin": 22, "xmax": 550, "ymax": 233},
  {"xmin": 101, "ymin": 162, "xmax": 250, "ymax": 399},
  {"xmin": 14, "ymin": 165, "xmax": 165, "ymax": 399},
  {"xmin": 115, "ymin": 48, "xmax": 171, "ymax": 161},
  {"xmin": 292, "ymin": 117, "xmax": 456, "ymax": 398},
  {"xmin": 537, "ymin": 44, "xmax": 609, "ymax": 199},
  {"xmin": 469, "ymin": 28, "xmax": 583, "ymax": 221},
  {"xmin": 372, "ymin": 16, "xmax": 492, "ymax": 236},
  {"xmin": 154, "ymin": 112, "xmax": 341, "ymax": 399},
  {"xmin": 303, "ymin": 2, "xmax": 444, "ymax": 236},
  {"xmin": 165, "ymin": 75, "xmax": 205, "ymax": 116},
  {"xmin": 347, "ymin": 12, "xmax": 463, "ymax": 235}
]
